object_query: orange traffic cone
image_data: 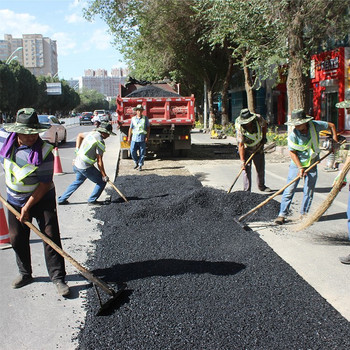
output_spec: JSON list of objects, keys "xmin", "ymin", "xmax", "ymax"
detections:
[
  {"xmin": 53, "ymin": 147, "xmax": 64, "ymax": 175},
  {"xmin": 0, "ymin": 201, "xmax": 11, "ymax": 250}
]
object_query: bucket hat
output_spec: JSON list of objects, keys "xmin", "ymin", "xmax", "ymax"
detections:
[
  {"xmin": 96, "ymin": 122, "xmax": 116, "ymax": 135},
  {"xmin": 3, "ymin": 108, "xmax": 50, "ymax": 134},
  {"xmin": 235, "ymin": 108, "xmax": 257, "ymax": 125},
  {"xmin": 284, "ymin": 109, "xmax": 313, "ymax": 126},
  {"xmin": 335, "ymin": 100, "xmax": 350, "ymax": 108},
  {"xmin": 133, "ymin": 104, "xmax": 144, "ymax": 111}
]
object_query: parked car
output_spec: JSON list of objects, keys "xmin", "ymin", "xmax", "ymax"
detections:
[
  {"xmin": 38, "ymin": 115, "xmax": 67, "ymax": 146},
  {"xmin": 80, "ymin": 112, "xmax": 93, "ymax": 125},
  {"xmin": 93, "ymin": 109, "xmax": 111, "ymax": 122}
]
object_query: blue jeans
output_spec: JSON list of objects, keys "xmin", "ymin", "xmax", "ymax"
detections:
[
  {"xmin": 58, "ymin": 165, "xmax": 106, "ymax": 203},
  {"xmin": 130, "ymin": 141, "xmax": 146, "ymax": 166},
  {"xmin": 278, "ymin": 162, "xmax": 318, "ymax": 217}
]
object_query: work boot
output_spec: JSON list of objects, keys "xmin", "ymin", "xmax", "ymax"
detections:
[
  {"xmin": 259, "ymin": 186, "xmax": 273, "ymax": 193},
  {"xmin": 87, "ymin": 201, "xmax": 104, "ymax": 206},
  {"xmin": 12, "ymin": 274, "xmax": 33, "ymax": 289},
  {"xmin": 138, "ymin": 166, "xmax": 143, "ymax": 171},
  {"xmin": 133, "ymin": 164, "xmax": 138, "ymax": 169},
  {"xmin": 53, "ymin": 280, "xmax": 70, "ymax": 297},
  {"xmin": 274, "ymin": 216, "xmax": 285, "ymax": 225},
  {"xmin": 339, "ymin": 254, "xmax": 350, "ymax": 265}
]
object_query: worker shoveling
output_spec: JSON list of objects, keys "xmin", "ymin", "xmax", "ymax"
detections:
[
  {"xmin": 0, "ymin": 193, "xmax": 127, "ymax": 316},
  {"xmin": 227, "ymin": 142, "xmax": 276, "ymax": 194},
  {"xmin": 234, "ymin": 148, "xmax": 340, "ymax": 230}
]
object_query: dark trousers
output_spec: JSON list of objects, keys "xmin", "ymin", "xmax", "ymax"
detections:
[
  {"xmin": 242, "ymin": 151, "xmax": 266, "ymax": 191},
  {"xmin": 8, "ymin": 198, "xmax": 66, "ymax": 282}
]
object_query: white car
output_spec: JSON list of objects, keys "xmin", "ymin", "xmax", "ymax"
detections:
[
  {"xmin": 93, "ymin": 109, "xmax": 111, "ymax": 122},
  {"xmin": 38, "ymin": 115, "xmax": 67, "ymax": 146}
]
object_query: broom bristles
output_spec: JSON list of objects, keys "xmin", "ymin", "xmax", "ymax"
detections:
[{"xmin": 294, "ymin": 157, "xmax": 350, "ymax": 231}]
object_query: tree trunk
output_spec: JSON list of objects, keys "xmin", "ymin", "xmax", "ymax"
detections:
[
  {"xmin": 221, "ymin": 53, "xmax": 234, "ymax": 126},
  {"xmin": 286, "ymin": 12, "xmax": 307, "ymax": 115},
  {"xmin": 207, "ymin": 88, "xmax": 215, "ymax": 130},
  {"xmin": 243, "ymin": 56, "xmax": 255, "ymax": 113}
]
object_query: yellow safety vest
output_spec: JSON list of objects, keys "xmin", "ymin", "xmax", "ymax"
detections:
[
  {"xmin": 77, "ymin": 133, "xmax": 105, "ymax": 165},
  {"xmin": 4, "ymin": 143, "xmax": 53, "ymax": 193},
  {"xmin": 132, "ymin": 116, "xmax": 148, "ymax": 135},
  {"xmin": 236, "ymin": 120, "xmax": 262, "ymax": 148},
  {"xmin": 288, "ymin": 122, "xmax": 320, "ymax": 167}
]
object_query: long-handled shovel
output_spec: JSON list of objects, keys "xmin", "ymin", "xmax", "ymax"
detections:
[
  {"xmin": 108, "ymin": 180, "xmax": 128, "ymax": 203},
  {"xmin": 227, "ymin": 142, "xmax": 276, "ymax": 194},
  {"xmin": 0, "ymin": 193, "xmax": 126, "ymax": 315},
  {"xmin": 235, "ymin": 149, "xmax": 335, "ymax": 229}
]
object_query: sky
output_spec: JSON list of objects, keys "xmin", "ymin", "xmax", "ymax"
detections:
[{"xmin": 0, "ymin": 0, "xmax": 126, "ymax": 80}]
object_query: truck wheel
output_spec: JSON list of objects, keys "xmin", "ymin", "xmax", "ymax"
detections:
[
  {"xmin": 180, "ymin": 149, "xmax": 189, "ymax": 157},
  {"xmin": 121, "ymin": 149, "xmax": 129, "ymax": 159}
]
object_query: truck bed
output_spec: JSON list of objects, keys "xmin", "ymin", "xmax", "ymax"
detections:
[{"xmin": 116, "ymin": 96, "xmax": 195, "ymax": 126}]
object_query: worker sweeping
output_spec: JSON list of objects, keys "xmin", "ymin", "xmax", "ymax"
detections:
[
  {"xmin": 0, "ymin": 108, "xmax": 69, "ymax": 296},
  {"xmin": 58, "ymin": 122, "xmax": 116, "ymax": 205},
  {"xmin": 275, "ymin": 109, "xmax": 338, "ymax": 225},
  {"xmin": 235, "ymin": 108, "xmax": 272, "ymax": 192}
]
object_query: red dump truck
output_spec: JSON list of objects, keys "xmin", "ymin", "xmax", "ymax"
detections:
[{"xmin": 116, "ymin": 82, "xmax": 195, "ymax": 158}]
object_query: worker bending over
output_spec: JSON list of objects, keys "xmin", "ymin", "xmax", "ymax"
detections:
[
  {"xmin": 58, "ymin": 122, "xmax": 115, "ymax": 205},
  {"xmin": 235, "ymin": 108, "xmax": 272, "ymax": 192}
]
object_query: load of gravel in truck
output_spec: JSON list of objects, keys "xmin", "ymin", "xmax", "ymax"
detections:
[
  {"xmin": 77, "ymin": 174, "xmax": 350, "ymax": 350},
  {"xmin": 126, "ymin": 85, "xmax": 181, "ymax": 97}
]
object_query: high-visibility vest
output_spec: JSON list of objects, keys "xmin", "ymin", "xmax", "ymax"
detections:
[
  {"xmin": 236, "ymin": 120, "xmax": 262, "ymax": 148},
  {"xmin": 131, "ymin": 116, "xmax": 148, "ymax": 135},
  {"xmin": 4, "ymin": 142, "xmax": 53, "ymax": 193},
  {"xmin": 77, "ymin": 133, "xmax": 105, "ymax": 165},
  {"xmin": 288, "ymin": 121, "xmax": 320, "ymax": 167}
]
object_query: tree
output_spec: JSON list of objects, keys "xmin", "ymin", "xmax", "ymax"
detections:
[
  {"xmin": 268, "ymin": 0, "xmax": 350, "ymax": 113},
  {"xmin": 84, "ymin": 0, "xmax": 230, "ymax": 129},
  {"xmin": 197, "ymin": 0, "xmax": 281, "ymax": 115},
  {"xmin": 8, "ymin": 61, "xmax": 38, "ymax": 111},
  {"xmin": 0, "ymin": 61, "xmax": 18, "ymax": 116},
  {"xmin": 76, "ymin": 89, "xmax": 108, "ymax": 112}
]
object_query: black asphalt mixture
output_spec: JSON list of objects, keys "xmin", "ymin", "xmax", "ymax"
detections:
[{"xmin": 77, "ymin": 174, "xmax": 350, "ymax": 350}]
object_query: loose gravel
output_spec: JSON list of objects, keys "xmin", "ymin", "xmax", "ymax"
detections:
[{"xmin": 77, "ymin": 170, "xmax": 350, "ymax": 350}]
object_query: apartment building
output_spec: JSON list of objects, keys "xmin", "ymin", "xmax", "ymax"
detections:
[
  {"xmin": 78, "ymin": 68, "xmax": 129, "ymax": 99},
  {"xmin": 0, "ymin": 34, "xmax": 58, "ymax": 77}
]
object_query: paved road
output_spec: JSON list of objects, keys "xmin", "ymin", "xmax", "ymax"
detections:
[{"xmin": 0, "ymin": 126, "xmax": 349, "ymax": 350}]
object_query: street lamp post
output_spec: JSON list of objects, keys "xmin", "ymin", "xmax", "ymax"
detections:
[{"xmin": 5, "ymin": 47, "xmax": 23, "ymax": 65}]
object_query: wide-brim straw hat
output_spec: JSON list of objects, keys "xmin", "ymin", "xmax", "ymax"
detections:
[
  {"xmin": 235, "ymin": 108, "xmax": 257, "ymax": 125},
  {"xmin": 335, "ymin": 100, "xmax": 350, "ymax": 108},
  {"xmin": 3, "ymin": 108, "xmax": 50, "ymax": 134},
  {"xmin": 284, "ymin": 109, "xmax": 313, "ymax": 126},
  {"xmin": 133, "ymin": 104, "xmax": 144, "ymax": 111},
  {"xmin": 96, "ymin": 122, "xmax": 116, "ymax": 135}
]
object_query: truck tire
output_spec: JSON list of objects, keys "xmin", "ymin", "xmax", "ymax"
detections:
[{"xmin": 121, "ymin": 149, "xmax": 129, "ymax": 159}]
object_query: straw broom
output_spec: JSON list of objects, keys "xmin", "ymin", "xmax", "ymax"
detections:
[{"xmin": 295, "ymin": 156, "xmax": 350, "ymax": 231}]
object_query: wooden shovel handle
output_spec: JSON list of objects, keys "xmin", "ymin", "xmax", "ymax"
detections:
[
  {"xmin": 238, "ymin": 150, "xmax": 333, "ymax": 222},
  {"xmin": 108, "ymin": 180, "xmax": 128, "ymax": 202}
]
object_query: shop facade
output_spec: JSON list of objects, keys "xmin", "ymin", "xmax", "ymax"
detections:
[{"xmin": 310, "ymin": 47, "xmax": 350, "ymax": 131}]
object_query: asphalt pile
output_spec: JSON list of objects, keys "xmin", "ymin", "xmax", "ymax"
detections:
[
  {"xmin": 126, "ymin": 85, "xmax": 181, "ymax": 97},
  {"xmin": 77, "ymin": 174, "xmax": 350, "ymax": 350}
]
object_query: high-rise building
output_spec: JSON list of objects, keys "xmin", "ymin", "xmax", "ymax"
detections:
[
  {"xmin": 79, "ymin": 68, "xmax": 128, "ymax": 99},
  {"xmin": 0, "ymin": 34, "xmax": 58, "ymax": 77}
]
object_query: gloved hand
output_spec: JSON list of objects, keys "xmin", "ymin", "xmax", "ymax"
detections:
[{"xmin": 102, "ymin": 176, "xmax": 109, "ymax": 182}]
